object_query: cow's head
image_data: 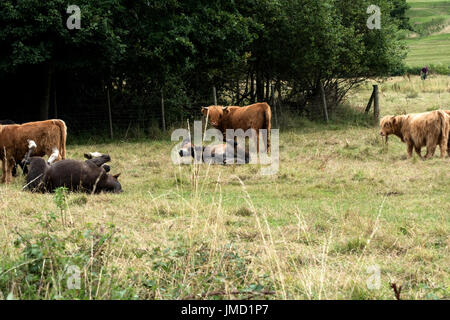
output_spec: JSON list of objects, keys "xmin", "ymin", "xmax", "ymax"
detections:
[
  {"xmin": 103, "ymin": 173, "xmax": 122, "ymax": 193},
  {"xmin": 201, "ymin": 106, "xmax": 227, "ymax": 128},
  {"xmin": 179, "ymin": 139, "xmax": 195, "ymax": 158},
  {"xmin": 380, "ymin": 115, "xmax": 403, "ymax": 143}
]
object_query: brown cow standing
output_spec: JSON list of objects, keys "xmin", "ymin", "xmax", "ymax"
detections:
[
  {"xmin": 0, "ymin": 119, "xmax": 67, "ymax": 183},
  {"xmin": 379, "ymin": 110, "xmax": 449, "ymax": 159},
  {"xmin": 201, "ymin": 102, "xmax": 272, "ymax": 152}
]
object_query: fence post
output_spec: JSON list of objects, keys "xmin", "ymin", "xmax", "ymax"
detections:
[
  {"xmin": 320, "ymin": 82, "xmax": 329, "ymax": 123},
  {"xmin": 270, "ymin": 84, "xmax": 278, "ymax": 128},
  {"xmin": 213, "ymin": 86, "xmax": 217, "ymax": 105},
  {"xmin": 161, "ymin": 88, "xmax": 166, "ymax": 131},
  {"xmin": 373, "ymin": 85, "xmax": 379, "ymax": 125},
  {"xmin": 365, "ymin": 89, "xmax": 375, "ymax": 113},
  {"xmin": 106, "ymin": 85, "xmax": 114, "ymax": 139}
]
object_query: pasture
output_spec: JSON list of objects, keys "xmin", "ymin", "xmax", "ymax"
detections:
[
  {"xmin": 0, "ymin": 76, "xmax": 449, "ymax": 300},
  {"xmin": 405, "ymin": 0, "xmax": 450, "ymax": 68}
]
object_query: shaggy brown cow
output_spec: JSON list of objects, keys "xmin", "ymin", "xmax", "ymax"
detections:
[
  {"xmin": 379, "ymin": 110, "xmax": 449, "ymax": 159},
  {"xmin": 0, "ymin": 119, "xmax": 67, "ymax": 183},
  {"xmin": 201, "ymin": 102, "xmax": 271, "ymax": 152},
  {"xmin": 445, "ymin": 110, "xmax": 450, "ymax": 157}
]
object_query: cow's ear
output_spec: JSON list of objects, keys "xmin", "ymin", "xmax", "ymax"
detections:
[
  {"xmin": 113, "ymin": 173, "xmax": 121, "ymax": 180},
  {"xmin": 222, "ymin": 106, "xmax": 229, "ymax": 114}
]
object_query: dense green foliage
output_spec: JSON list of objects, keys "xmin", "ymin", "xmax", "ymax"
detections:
[{"xmin": 0, "ymin": 0, "xmax": 407, "ymax": 129}]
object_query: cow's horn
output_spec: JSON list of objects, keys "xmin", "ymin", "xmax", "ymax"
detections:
[
  {"xmin": 222, "ymin": 106, "xmax": 228, "ymax": 111},
  {"xmin": 203, "ymin": 106, "xmax": 208, "ymax": 110}
]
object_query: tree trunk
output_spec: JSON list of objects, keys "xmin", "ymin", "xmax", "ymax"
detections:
[
  {"xmin": 39, "ymin": 65, "xmax": 52, "ymax": 120},
  {"xmin": 256, "ymin": 71, "xmax": 264, "ymax": 102},
  {"xmin": 161, "ymin": 88, "xmax": 166, "ymax": 131},
  {"xmin": 235, "ymin": 79, "xmax": 240, "ymax": 105},
  {"xmin": 53, "ymin": 73, "xmax": 58, "ymax": 118},
  {"xmin": 250, "ymin": 73, "xmax": 255, "ymax": 103},
  {"xmin": 106, "ymin": 84, "xmax": 114, "ymax": 139}
]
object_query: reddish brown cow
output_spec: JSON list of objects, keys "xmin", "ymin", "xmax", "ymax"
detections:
[
  {"xmin": 201, "ymin": 102, "xmax": 272, "ymax": 152},
  {"xmin": 0, "ymin": 119, "xmax": 67, "ymax": 183}
]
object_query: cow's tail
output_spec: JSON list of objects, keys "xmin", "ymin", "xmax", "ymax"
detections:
[
  {"xmin": 54, "ymin": 119, "xmax": 67, "ymax": 159},
  {"xmin": 264, "ymin": 103, "xmax": 272, "ymax": 153}
]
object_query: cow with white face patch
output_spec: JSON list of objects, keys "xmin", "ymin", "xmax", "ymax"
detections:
[{"xmin": 0, "ymin": 119, "xmax": 67, "ymax": 183}]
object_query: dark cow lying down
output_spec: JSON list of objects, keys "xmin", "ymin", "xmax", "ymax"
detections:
[{"xmin": 24, "ymin": 149, "xmax": 122, "ymax": 194}]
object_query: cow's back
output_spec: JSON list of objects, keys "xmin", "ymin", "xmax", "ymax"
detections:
[
  {"xmin": 45, "ymin": 159, "xmax": 106, "ymax": 192},
  {"xmin": 226, "ymin": 103, "xmax": 270, "ymax": 130},
  {"xmin": 45, "ymin": 159, "xmax": 85, "ymax": 191}
]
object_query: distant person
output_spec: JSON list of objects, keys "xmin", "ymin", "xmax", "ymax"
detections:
[{"xmin": 420, "ymin": 66, "xmax": 429, "ymax": 80}]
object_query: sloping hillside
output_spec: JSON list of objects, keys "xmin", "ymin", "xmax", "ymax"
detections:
[{"xmin": 404, "ymin": 1, "xmax": 450, "ymax": 70}]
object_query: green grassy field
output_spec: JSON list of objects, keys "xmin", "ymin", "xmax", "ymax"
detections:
[
  {"xmin": 404, "ymin": 0, "xmax": 450, "ymax": 69},
  {"xmin": 0, "ymin": 76, "xmax": 449, "ymax": 300}
]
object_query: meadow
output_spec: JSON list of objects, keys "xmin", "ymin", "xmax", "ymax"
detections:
[
  {"xmin": 0, "ymin": 75, "xmax": 448, "ymax": 300},
  {"xmin": 404, "ymin": 0, "xmax": 450, "ymax": 69}
]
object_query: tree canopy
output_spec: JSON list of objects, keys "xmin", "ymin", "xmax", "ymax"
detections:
[{"xmin": 0, "ymin": 0, "xmax": 407, "ymax": 130}]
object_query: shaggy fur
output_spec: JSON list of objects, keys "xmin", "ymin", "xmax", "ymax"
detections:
[
  {"xmin": 379, "ymin": 110, "xmax": 449, "ymax": 159},
  {"xmin": 444, "ymin": 110, "xmax": 450, "ymax": 157},
  {"xmin": 201, "ymin": 102, "xmax": 272, "ymax": 152},
  {"xmin": 0, "ymin": 119, "xmax": 67, "ymax": 183}
]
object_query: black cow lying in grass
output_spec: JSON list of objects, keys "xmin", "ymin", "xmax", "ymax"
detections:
[{"xmin": 23, "ymin": 146, "xmax": 122, "ymax": 194}]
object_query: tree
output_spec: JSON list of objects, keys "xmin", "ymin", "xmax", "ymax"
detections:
[
  {"xmin": 0, "ymin": 0, "xmax": 126, "ymax": 120},
  {"xmin": 390, "ymin": 0, "xmax": 411, "ymax": 30}
]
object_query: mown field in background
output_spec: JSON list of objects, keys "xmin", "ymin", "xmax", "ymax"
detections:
[
  {"xmin": 0, "ymin": 75, "xmax": 448, "ymax": 300},
  {"xmin": 404, "ymin": 0, "xmax": 450, "ymax": 70}
]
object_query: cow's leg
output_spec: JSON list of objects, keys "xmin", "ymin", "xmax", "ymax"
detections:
[
  {"xmin": 439, "ymin": 139, "xmax": 448, "ymax": 158},
  {"xmin": 1, "ymin": 159, "xmax": 6, "ymax": 183},
  {"xmin": 448, "ymin": 138, "xmax": 450, "ymax": 157},
  {"xmin": 84, "ymin": 152, "xmax": 103, "ymax": 160},
  {"xmin": 47, "ymin": 148, "xmax": 59, "ymax": 164},
  {"xmin": 5, "ymin": 158, "xmax": 15, "ymax": 183},
  {"xmin": 414, "ymin": 146, "xmax": 424, "ymax": 159},
  {"xmin": 21, "ymin": 140, "xmax": 37, "ymax": 174},
  {"xmin": 425, "ymin": 141, "xmax": 437, "ymax": 159},
  {"xmin": 88, "ymin": 154, "xmax": 111, "ymax": 167},
  {"xmin": 253, "ymin": 129, "xmax": 259, "ymax": 153},
  {"xmin": 11, "ymin": 161, "xmax": 18, "ymax": 177},
  {"xmin": 406, "ymin": 143, "xmax": 413, "ymax": 158}
]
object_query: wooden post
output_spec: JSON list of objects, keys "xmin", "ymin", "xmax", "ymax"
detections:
[
  {"xmin": 320, "ymin": 82, "xmax": 329, "ymax": 123},
  {"xmin": 373, "ymin": 85, "xmax": 379, "ymax": 124},
  {"xmin": 212, "ymin": 86, "xmax": 217, "ymax": 105},
  {"xmin": 106, "ymin": 85, "xmax": 113, "ymax": 139},
  {"xmin": 365, "ymin": 89, "xmax": 375, "ymax": 113},
  {"xmin": 270, "ymin": 84, "xmax": 278, "ymax": 128},
  {"xmin": 53, "ymin": 78, "xmax": 58, "ymax": 119},
  {"xmin": 161, "ymin": 88, "xmax": 166, "ymax": 131}
]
